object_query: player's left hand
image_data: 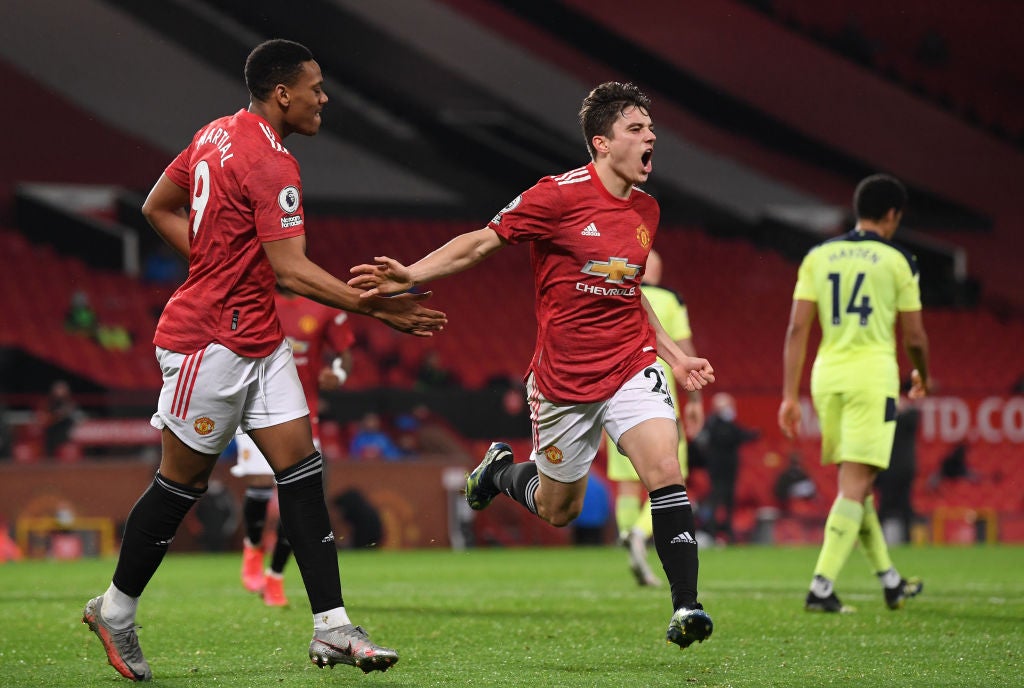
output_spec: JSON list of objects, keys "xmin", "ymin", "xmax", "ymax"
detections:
[
  {"xmin": 907, "ymin": 369, "xmax": 929, "ymax": 399},
  {"xmin": 675, "ymin": 356, "xmax": 715, "ymax": 392}
]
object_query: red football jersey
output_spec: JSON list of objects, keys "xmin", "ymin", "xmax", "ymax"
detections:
[
  {"xmin": 275, "ymin": 293, "xmax": 355, "ymax": 416},
  {"xmin": 156, "ymin": 109, "xmax": 307, "ymax": 357},
  {"xmin": 489, "ymin": 163, "xmax": 660, "ymax": 404}
]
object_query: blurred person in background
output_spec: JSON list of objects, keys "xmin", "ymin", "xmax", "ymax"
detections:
[
  {"xmin": 572, "ymin": 472, "xmax": 613, "ymax": 545},
  {"xmin": 39, "ymin": 379, "xmax": 82, "ymax": 457},
  {"xmin": 773, "ymin": 451, "xmax": 818, "ymax": 514},
  {"xmin": 414, "ymin": 348, "xmax": 461, "ymax": 390},
  {"xmin": 695, "ymin": 393, "xmax": 759, "ymax": 544},
  {"xmin": 64, "ymin": 289, "xmax": 99, "ymax": 338},
  {"xmin": 779, "ymin": 174, "xmax": 930, "ymax": 613},
  {"xmin": 876, "ymin": 383, "xmax": 921, "ymax": 543},
  {"xmin": 82, "ymin": 38, "xmax": 444, "ymax": 681},
  {"xmin": 604, "ymin": 249, "xmax": 704, "ymax": 586},
  {"xmin": 233, "ymin": 288, "xmax": 354, "ymax": 607},
  {"xmin": 348, "ymin": 411, "xmax": 404, "ymax": 461}
]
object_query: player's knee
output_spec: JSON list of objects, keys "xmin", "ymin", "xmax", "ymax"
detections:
[
  {"xmin": 641, "ymin": 456, "xmax": 684, "ymax": 490},
  {"xmin": 538, "ymin": 503, "xmax": 581, "ymax": 528}
]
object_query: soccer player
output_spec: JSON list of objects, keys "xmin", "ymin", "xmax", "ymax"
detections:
[
  {"xmin": 779, "ymin": 173, "xmax": 930, "ymax": 613},
  {"xmin": 349, "ymin": 82, "xmax": 716, "ymax": 649},
  {"xmin": 605, "ymin": 249, "xmax": 704, "ymax": 587},
  {"xmin": 234, "ymin": 288, "xmax": 354, "ymax": 607},
  {"xmin": 82, "ymin": 39, "xmax": 445, "ymax": 681}
]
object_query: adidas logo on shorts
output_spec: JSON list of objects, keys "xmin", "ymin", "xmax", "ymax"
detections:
[{"xmin": 670, "ymin": 532, "xmax": 697, "ymax": 545}]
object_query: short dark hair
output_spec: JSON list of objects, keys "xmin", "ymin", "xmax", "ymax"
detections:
[
  {"xmin": 244, "ymin": 39, "xmax": 315, "ymax": 102},
  {"xmin": 579, "ymin": 82, "xmax": 652, "ymax": 160},
  {"xmin": 854, "ymin": 174, "xmax": 907, "ymax": 221}
]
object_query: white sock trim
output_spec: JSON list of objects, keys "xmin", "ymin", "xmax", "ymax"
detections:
[
  {"xmin": 103, "ymin": 583, "xmax": 139, "ymax": 626},
  {"xmin": 313, "ymin": 606, "xmax": 351, "ymax": 631}
]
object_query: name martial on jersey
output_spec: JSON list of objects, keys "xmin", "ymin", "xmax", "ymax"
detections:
[{"xmin": 195, "ymin": 125, "xmax": 235, "ymax": 167}]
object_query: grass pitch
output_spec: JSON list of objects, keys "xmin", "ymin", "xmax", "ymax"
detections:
[{"xmin": 1, "ymin": 544, "xmax": 1020, "ymax": 687}]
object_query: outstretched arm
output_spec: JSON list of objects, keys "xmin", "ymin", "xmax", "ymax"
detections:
[
  {"xmin": 348, "ymin": 227, "xmax": 505, "ymax": 297},
  {"xmin": 779, "ymin": 299, "xmax": 816, "ymax": 438},
  {"xmin": 263, "ymin": 236, "xmax": 446, "ymax": 337}
]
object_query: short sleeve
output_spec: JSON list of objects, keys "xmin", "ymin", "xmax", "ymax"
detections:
[
  {"xmin": 895, "ymin": 255, "xmax": 923, "ymax": 312},
  {"xmin": 244, "ymin": 155, "xmax": 306, "ymax": 242},
  {"xmin": 792, "ymin": 251, "xmax": 818, "ymax": 302},
  {"xmin": 488, "ymin": 178, "xmax": 562, "ymax": 244},
  {"xmin": 164, "ymin": 146, "xmax": 191, "ymax": 189}
]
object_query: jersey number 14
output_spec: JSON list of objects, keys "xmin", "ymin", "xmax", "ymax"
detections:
[{"xmin": 827, "ymin": 272, "xmax": 873, "ymax": 326}]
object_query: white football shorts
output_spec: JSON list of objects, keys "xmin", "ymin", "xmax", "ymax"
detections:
[
  {"xmin": 151, "ymin": 340, "xmax": 309, "ymax": 455},
  {"xmin": 527, "ymin": 363, "xmax": 677, "ymax": 483}
]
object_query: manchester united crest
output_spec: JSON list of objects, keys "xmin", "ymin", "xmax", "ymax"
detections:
[
  {"xmin": 635, "ymin": 223, "xmax": 651, "ymax": 248},
  {"xmin": 194, "ymin": 416, "xmax": 216, "ymax": 436},
  {"xmin": 543, "ymin": 445, "xmax": 564, "ymax": 464}
]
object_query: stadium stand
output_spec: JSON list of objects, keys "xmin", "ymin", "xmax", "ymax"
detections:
[
  {"xmin": 766, "ymin": 0, "xmax": 1024, "ymax": 144},
  {"xmin": 0, "ymin": 1, "xmax": 1020, "ymax": 544}
]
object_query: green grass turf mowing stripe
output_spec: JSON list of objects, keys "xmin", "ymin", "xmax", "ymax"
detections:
[{"xmin": 1, "ymin": 545, "xmax": 1021, "ymax": 687}]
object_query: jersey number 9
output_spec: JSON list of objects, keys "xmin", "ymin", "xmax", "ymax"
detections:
[{"xmin": 191, "ymin": 160, "xmax": 211, "ymax": 236}]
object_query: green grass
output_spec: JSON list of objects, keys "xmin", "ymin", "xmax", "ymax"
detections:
[{"xmin": 1, "ymin": 545, "xmax": 1021, "ymax": 687}]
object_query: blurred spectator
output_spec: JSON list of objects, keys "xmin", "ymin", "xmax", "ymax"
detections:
[
  {"xmin": 486, "ymin": 378, "xmax": 532, "ymax": 439},
  {"xmin": 877, "ymin": 393, "xmax": 921, "ymax": 542},
  {"xmin": 64, "ymin": 289, "xmax": 98, "ymax": 337},
  {"xmin": 405, "ymin": 404, "xmax": 471, "ymax": 461},
  {"xmin": 572, "ymin": 473, "xmax": 612, "ymax": 546},
  {"xmin": 193, "ymin": 480, "xmax": 239, "ymax": 552},
  {"xmin": 63, "ymin": 288, "xmax": 134, "ymax": 351},
  {"xmin": 415, "ymin": 349, "xmax": 460, "ymax": 390},
  {"xmin": 773, "ymin": 451, "xmax": 817, "ymax": 513},
  {"xmin": 38, "ymin": 380, "xmax": 82, "ymax": 457},
  {"xmin": 928, "ymin": 442, "xmax": 981, "ymax": 490},
  {"xmin": 695, "ymin": 393, "xmax": 759, "ymax": 542},
  {"xmin": 393, "ymin": 413, "xmax": 422, "ymax": 458},
  {"xmin": 142, "ymin": 243, "xmax": 187, "ymax": 285},
  {"xmin": 348, "ymin": 412, "xmax": 403, "ymax": 461},
  {"xmin": 96, "ymin": 324, "xmax": 134, "ymax": 351},
  {"xmin": 332, "ymin": 489, "xmax": 383, "ymax": 548}
]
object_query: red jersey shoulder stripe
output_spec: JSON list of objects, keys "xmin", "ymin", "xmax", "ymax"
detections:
[{"xmin": 552, "ymin": 166, "xmax": 590, "ymax": 184}]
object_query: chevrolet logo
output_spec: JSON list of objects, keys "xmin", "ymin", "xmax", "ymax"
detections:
[{"xmin": 581, "ymin": 257, "xmax": 642, "ymax": 284}]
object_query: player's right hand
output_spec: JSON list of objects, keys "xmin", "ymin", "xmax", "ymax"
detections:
[
  {"xmin": 369, "ymin": 291, "xmax": 446, "ymax": 337},
  {"xmin": 348, "ymin": 256, "xmax": 414, "ymax": 297}
]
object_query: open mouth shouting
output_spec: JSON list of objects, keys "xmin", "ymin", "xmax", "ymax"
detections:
[{"xmin": 641, "ymin": 148, "xmax": 653, "ymax": 174}]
